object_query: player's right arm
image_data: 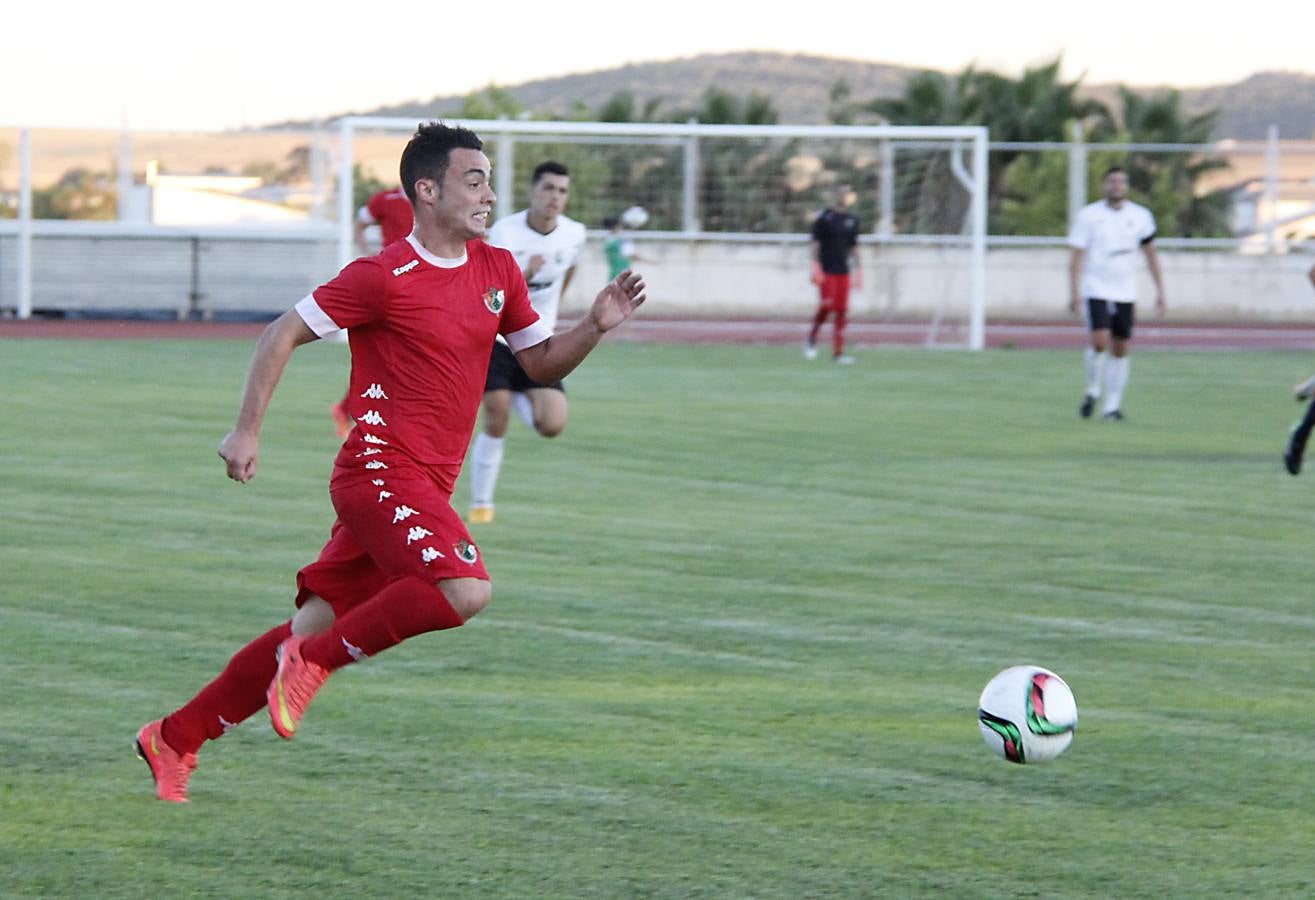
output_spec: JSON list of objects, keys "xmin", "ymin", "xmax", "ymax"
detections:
[
  {"xmin": 218, "ymin": 310, "xmax": 320, "ymax": 483},
  {"xmin": 1308, "ymin": 262, "xmax": 1315, "ymax": 292},
  {"xmin": 1068, "ymin": 249, "xmax": 1084, "ymax": 313},
  {"xmin": 1066, "ymin": 211, "xmax": 1089, "ymax": 314}
]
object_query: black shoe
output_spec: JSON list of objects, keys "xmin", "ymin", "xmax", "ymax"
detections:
[
  {"xmin": 1079, "ymin": 395, "xmax": 1095, "ymax": 418},
  {"xmin": 1102, "ymin": 410, "xmax": 1124, "ymax": 422},
  {"xmin": 1285, "ymin": 427, "xmax": 1308, "ymax": 476}
]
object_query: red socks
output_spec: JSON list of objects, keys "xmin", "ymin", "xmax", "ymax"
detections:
[
  {"xmin": 158, "ymin": 578, "xmax": 463, "ymax": 754},
  {"xmin": 300, "ymin": 576, "xmax": 465, "ymax": 671},
  {"xmin": 161, "ymin": 621, "xmax": 292, "ymax": 755}
]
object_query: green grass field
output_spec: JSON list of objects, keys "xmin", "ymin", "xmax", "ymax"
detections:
[{"xmin": 3, "ymin": 337, "xmax": 1315, "ymax": 898}]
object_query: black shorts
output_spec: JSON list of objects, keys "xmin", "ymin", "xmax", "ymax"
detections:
[
  {"xmin": 1085, "ymin": 298, "xmax": 1135, "ymax": 340},
  {"xmin": 484, "ymin": 341, "xmax": 565, "ymax": 393}
]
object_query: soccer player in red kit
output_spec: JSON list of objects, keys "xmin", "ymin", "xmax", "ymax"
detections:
[
  {"xmin": 134, "ymin": 122, "xmax": 647, "ymax": 802},
  {"xmin": 804, "ymin": 183, "xmax": 862, "ymax": 365},
  {"xmin": 330, "ymin": 188, "xmax": 419, "ymax": 436}
]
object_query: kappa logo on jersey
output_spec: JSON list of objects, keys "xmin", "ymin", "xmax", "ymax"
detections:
[
  {"xmin": 483, "ymin": 287, "xmax": 505, "ymax": 314},
  {"xmin": 360, "ymin": 384, "xmax": 389, "ymax": 400},
  {"xmin": 406, "ymin": 526, "xmax": 434, "ymax": 545},
  {"xmin": 359, "ymin": 410, "xmax": 387, "ymax": 426},
  {"xmin": 392, "ymin": 505, "xmax": 419, "ymax": 524},
  {"xmin": 392, "ymin": 259, "xmax": 419, "ymax": 277},
  {"xmin": 421, "ymin": 547, "xmax": 445, "ymax": 564},
  {"xmin": 377, "ymin": 490, "xmax": 393, "ymax": 502},
  {"xmin": 365, "ymin": 460, "xmax": 388, "ymax": 470},
  {"xmin": 362, "ymin": 433, "xmax": 389, "ymax": 445},
  {"xmin": 454, "ymin": 539, "xmax": 479, "ymax": 565},
  {"xmin": 371, "ymin": 479, "xmax": 386, "ymax": 486}
]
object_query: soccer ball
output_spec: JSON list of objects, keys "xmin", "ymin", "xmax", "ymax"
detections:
[
  {"xmin": 620, "ymin": 205, "xmax": 649, "ymax": 228},
  {"xmin": 977, "ymin": 665, "xmax": 1077, "ymax": 764}
]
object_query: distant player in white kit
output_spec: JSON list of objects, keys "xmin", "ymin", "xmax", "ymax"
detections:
[
  {"xmin": 468, "ymin": 161, "xmax": 588, "ymax": 522},
  {"xmin": 1068, "ymin": 166, "xmax": 1166, "ymax": 421}
]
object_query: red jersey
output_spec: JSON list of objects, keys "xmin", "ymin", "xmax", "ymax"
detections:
[
  {"xmin": 296, "ymin": 235, "xmax": 550, "ymax": 489},
  {"xmin": 361, "ymin": 189, "xmax": 415, "ymax": 247}
]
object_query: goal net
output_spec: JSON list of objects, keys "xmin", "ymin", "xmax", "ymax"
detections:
[{"xmin": 336, "ymin": 119, "xmax": 988, "ymax": 349}]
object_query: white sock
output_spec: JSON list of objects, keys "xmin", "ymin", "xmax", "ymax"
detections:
[
  {"xmin": 1103, "ymin": 356, "xmax": 1129, "ymax": 413},
  {"xmin": 511, "ymin": 393, "xmax": 535, "ymax": 430},
  {"xmin": 1084, "ymin": 347, "xmax": 1107, "ymax": 398},
  {"xmin": 469, "ymin": 433, "xmax": 504, "ymax": 507}
]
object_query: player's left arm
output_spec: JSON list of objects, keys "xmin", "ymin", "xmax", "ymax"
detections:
[
  {"xmin": 1142, "ymin": 239, "xmax": 1166, "ymax": 315},
  {"xmin": 1307, "ymin": 262, "xmax": 1315, "ymax": 292},
  {"xmin": 561, "ymin": 265, "xmax": 577, "ymax": 296},
  {"xmin": 515, "ymin": 270, "xmax": 646, "ymax": 385}
]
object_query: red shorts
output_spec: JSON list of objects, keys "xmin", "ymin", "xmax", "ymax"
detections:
[
  {"xmin": 296, "ymin": 464, "xmax": 489, "ymax": 616},
  {"xmin": 818, "ymin": 273, "xmax": 851, "ymax": 313}
]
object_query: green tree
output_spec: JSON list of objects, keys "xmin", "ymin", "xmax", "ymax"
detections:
[
  {"xmin": 32, "ymin": 167, "xmax": 117, "ymax": 220},
  {"xmin": 459, "ymin": 84, "xmax": 524, "ymax": 120},
  {"xmin": 1116, "ymin": 88, "xmax": 1231, "ymax": 237}
]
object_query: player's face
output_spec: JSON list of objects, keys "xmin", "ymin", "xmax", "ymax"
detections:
[
  {"xmin": 429, "ymin": 148, "xmax": 495, "ymax": 238},
  {"xmin": 833, "ymin": 185, "xmax": 855, "ymax": 210},
  {"xmin": 530, "ymin": 173, "xmax": 570, "ymax": 219},
  {"xmin": 1103, "ymin": 171, "xmax": 1129, "ymax": 203}
]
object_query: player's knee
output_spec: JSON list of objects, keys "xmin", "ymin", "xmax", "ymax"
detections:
[
  {"xmin": 438, "ymin": 577, "xmax": 492, "ymax": 620},
  {"xmin": 291, "ymin": 595, "xmax": 335, "ymax": 636},
  {"xmin": 537, "ymin": 420, "xmax": 565, "ymax": 439}
]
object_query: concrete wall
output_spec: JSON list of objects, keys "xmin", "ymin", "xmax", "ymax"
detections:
[
  {"xmin": 2, "ymin": 228, "xmax": 1312, "ymax": 321},
  {"xmin": 560, "ymin": 239, "xmax": 1315, "ymax": 322}
]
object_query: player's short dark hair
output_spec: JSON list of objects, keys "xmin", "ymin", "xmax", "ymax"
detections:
[
  {"xmin": 532, "ymin": 160, "xmax": 569, "ymax": 183},
  {"xmin": 1103, "ymin": 166, "xmax": 1127, "ymax": 178},
  {"xmin": 399, "ymin": 121, "xmax": 484, "ymax": 203},
  {"xmin": 602, "ymin": 216, "xmax": 619, "ymax": 229}
]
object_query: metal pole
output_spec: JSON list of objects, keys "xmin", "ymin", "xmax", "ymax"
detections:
[
  {"xmin": 1068, "ymin": 121, "xmax": 1087, "ymax": 233},
  {"xmin": 682, "ymin": 123, "xmax": 700, "ymax": 234},
  {"xmin": 18, "ymin": 128, "xmax": 32, "ymax": 320},
  {"xmin": 495, "ymin": 127, "xmax": 514, "ymax": 222},
  {"xmin": 337, "ymin": 118, "xmax": 354, "ymax": 268},
  {"xmin": 310, "ymin": 123, "xmax": 326, "ymax": 221},
  {"xmin": 1264, "ymin": 124, "xmax": 1280, "ymax": 254},
  {"xmin": 968, "ymin": 128, "xmax": 988, "ymax": 351},
  {"xmin": 878, "ymin": 140, "xmax": 894, "ymax": 236}
]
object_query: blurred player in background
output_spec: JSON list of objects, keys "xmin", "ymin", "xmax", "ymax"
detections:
[
  {"xmin": 134, "ymin": 123, "xmax": 646, "ymax": 802},
  {"xmin": 467, "ymin": 161, "xmax": 588, "ymax": 523},
  {"xmin": 329, "ymin": 186, "xmax": 416, "ymax": 437},
  {"xmin": 1281, "ymin": 262, "xmax": 1315, "ymax": 474},
  {"xmin": 1068, "ymin": 166, "xmax": 1166, "ymax": 421},
  {"xmin": 603, "ymin": 207, "xmax": 647, "ymax": 280},
  {"xmin": 804, "ymin": 184, "xmax": 861, "ymax": 365}
]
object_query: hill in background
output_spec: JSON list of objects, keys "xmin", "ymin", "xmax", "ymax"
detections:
[{"xmin": 335, "ymin": 52, "xmax": 1315, "ymax": 141}]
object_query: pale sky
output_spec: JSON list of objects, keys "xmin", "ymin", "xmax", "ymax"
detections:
[{"xmin": 7, "ymin": 0, "xmax": 1314, "ymax": 131}]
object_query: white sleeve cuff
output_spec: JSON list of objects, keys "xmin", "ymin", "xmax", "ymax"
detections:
[
  {"xmin": 357, "ymin": 207, "xmax": 377, "ymax": 225},
  {"xmin": 294, "ymin": 294, "xmax": 341, "ymax": 337},
  {"xmin": 504, "ymin": 319, "xmax": 553, "ymax": 353}
]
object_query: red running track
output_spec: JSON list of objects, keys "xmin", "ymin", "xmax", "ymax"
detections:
[{"xmin": 3, "ymin": 316, "xmax": 1315, "ymax": 351}]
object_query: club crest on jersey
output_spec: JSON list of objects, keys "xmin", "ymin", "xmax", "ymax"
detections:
[
  {"xmin": 454, "ymin": 539, "xmax": 479, "ymax": 565},
  {"xmin": 483, "ymin": 287, "xmax": 505, "ymax": 314}
]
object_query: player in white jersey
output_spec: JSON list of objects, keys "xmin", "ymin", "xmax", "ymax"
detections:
[
  {"xmin": 1068, "ymin": 166, "xmax": 1166, "ymax": 421},
  {"xmin": 468, "ymin": 161, "xmax": 589, "ymax": 522}
]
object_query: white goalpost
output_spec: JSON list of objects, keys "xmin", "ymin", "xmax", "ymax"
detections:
[{"xmin": 335, "ymin": 117, "xmax": 989, "ymax": 349}]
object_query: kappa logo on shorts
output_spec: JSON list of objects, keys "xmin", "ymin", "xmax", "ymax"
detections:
[
  {"xmin": 406, "ymin": 526, "xmax": 434, "ymax": 545},
  {"xmin": 483, "ymin": 287, "xmax": 505, "ymax": 315},
  {"xmin": 454, "ymin": 539, "xmax": 479, "ymax": 565},
  {"xmin": 421, "ymin": 547, "xmax": 445, "ymax": 564}
]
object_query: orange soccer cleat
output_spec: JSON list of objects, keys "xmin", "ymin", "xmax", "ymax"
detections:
[
  {"xmin": 135, "ymin": 719, "xmax": 197, "ymax": 803},
  {"xmin": 267, "ymin": 635, "xmax": 330, "ymax": 739}
]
